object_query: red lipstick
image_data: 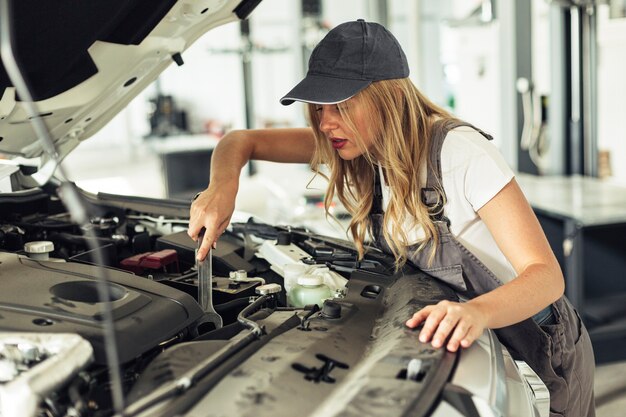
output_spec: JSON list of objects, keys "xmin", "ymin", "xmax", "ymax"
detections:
[{"xmin": 331, "ymin": 138, "xmax": 347, "ymax": 149}]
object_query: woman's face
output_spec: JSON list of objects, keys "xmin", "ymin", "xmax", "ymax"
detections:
[{"xmin": 315, "ymin": 99, "xmax": 375, "ymax": 160}]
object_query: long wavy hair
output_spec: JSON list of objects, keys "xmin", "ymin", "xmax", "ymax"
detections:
[{"xmin": 307, "ymin": 78, "xmax": 458, "ymax": 268}]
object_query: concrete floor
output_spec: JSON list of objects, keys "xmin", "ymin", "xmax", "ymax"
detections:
[{"xmin": 63, "ymin": 141, "xmax": 626, "ymax": 416}]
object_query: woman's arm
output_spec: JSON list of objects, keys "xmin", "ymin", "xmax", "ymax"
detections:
[
  {"xmin": 188, "ymin": 128, "xmax": 316, "ymax": 260},
  {"xmin": 406, "ymin": 178, "xmax": 565, "ymax": 351}
]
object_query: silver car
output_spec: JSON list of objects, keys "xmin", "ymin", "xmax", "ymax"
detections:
[{"xmin": 0, "ymin": 1, "xmax": 548, "ymax": 416}]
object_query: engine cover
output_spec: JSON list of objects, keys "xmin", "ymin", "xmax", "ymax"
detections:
[{"xmin": 0, "ymin": 251, "xmax": 203, "ymax": 364}]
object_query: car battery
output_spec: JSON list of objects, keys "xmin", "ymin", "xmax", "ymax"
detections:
[
  {"xmin": 162, "ymin": 272, "xmax": 259, "ymax": 306},
  {"xmin": 155, "ymin": 231, "xmax": 256, "ymax": 275}
]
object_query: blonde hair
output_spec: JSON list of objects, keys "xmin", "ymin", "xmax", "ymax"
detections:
[{"xmin": 307, "ymin": 78, "xmax": 458, "ymax": 269}]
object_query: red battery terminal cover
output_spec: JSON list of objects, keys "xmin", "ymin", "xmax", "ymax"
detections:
[{"xmin": 120, "ymin": 249, "xmax": 179, "ymax": 275}]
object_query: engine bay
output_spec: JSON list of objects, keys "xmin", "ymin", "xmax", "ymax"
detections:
[
  {"xmin": 0, "ymin": 186, "xmax": 427, "ymax": 417},
  {"xmin": 0, "ymin": 186, "xmax": 548, "ymax": 417}
]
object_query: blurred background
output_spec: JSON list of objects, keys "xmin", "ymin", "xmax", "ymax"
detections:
[{"xmin": 62, "ymin": 0, "xmax": 626, "ymax": 202}]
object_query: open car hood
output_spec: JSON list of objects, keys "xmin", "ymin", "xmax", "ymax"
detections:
[{"xmin": 0, "ymin": 0, "xmax": 260, "ymax": 188}]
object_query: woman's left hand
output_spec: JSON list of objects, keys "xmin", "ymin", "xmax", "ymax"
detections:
[{"xmin": 405, "ymin": 300, "xmax": 488, "ymax": 352}]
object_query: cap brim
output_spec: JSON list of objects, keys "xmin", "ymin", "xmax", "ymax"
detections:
[{"xmin": 280, "ymin": 74, "xmax": 371, "ymax": 106}]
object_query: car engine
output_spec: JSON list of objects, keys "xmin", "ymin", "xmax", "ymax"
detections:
[{"xmin": 0, "ymin": 186, "xmax": 549, "ymax": 417}]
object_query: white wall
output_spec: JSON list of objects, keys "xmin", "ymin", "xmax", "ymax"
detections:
[
  {"xmin": 389, "ymin": 0, "xmax": 431, "ymax": 98},
  {"xmin": 322, "ymin": 0, "xmax": 370, "ymax": 25},
  {"xmin": 532, "ymin": 0, "xmax": 551, "ymax": 97},
  {"xmin": 437, "ymin": 1, "xmax": 507, "ymax": 152},
  {"xmin": 248, "ymin": 0, "xmax": 303, "ymax": 128},
  {"xmin": 440, "ymin": 22, "xmax": 503, "ymax": 148},
  {"xmin": 597, "ymin": 5, "xmax": 626, "ymax": 184}
]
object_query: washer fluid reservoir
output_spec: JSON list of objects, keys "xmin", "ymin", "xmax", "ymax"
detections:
[{"xmin": 287, "ymin": 274, "xmax": 332, "ymax": 308}]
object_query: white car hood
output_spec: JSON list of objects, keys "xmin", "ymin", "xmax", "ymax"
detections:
[{"xmin": 0, "ymin": 0, "xmax": 259, "ymax": 187}]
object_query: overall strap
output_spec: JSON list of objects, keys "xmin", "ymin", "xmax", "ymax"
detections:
[
  {"xmin": 372, "ymin": 166, "xmax": 384, "ymax": 215},
  {"xmin": 422, "ymin": 119, "xmax": 493, "ymax": 221}
]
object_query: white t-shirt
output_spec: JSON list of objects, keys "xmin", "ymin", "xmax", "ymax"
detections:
[{"xmin": 379, "ymin": 126, "xmax": 517, "ymax": 283}]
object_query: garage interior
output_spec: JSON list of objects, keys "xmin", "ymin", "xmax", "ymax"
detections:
[{"xmin": 1, "ymin": 0, "xmax": 626, "ymax": 416}]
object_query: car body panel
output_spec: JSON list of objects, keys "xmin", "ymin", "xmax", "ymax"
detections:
[{"xmin": 0, "ymin": 1, "xmax": 549, "ymax": 416}]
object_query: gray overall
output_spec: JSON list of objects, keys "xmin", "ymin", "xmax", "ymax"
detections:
[{"xmin": 370, "ymin": 120, "xmax": 596, "ymax": 417}]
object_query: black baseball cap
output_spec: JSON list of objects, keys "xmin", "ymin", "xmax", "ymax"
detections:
[{"xmin": 280, "ymin": 19, "xmax": 409, "ymax": 106}]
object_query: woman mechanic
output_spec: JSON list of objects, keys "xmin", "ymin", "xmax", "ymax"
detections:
[{"xmin": 188, "ymin": 20, "xmax": 595, "ymax": 417}]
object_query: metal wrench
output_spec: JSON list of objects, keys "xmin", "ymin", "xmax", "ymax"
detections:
[{"xmin": 196, "ymin": 237, "xmax": 223, "ymax": 330}]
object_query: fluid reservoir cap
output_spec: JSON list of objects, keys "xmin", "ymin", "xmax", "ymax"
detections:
[
  {"xmin": 255, "ymin": 283, "xmax": 282, "ymax": 295},
  {"xmin": 24, "ymin": 241, "xmax": 54, "ymax": 254},
  {"xmin": 297, "ymin": 274, "xmax": 323, "ymax": 286},
  {"xmin": 229, "ymin": 270, "xmax": 248, "ymax": 280},
  {"xmin": 321, "ymin": 299, "xmax": 342, "ymax": 319}
]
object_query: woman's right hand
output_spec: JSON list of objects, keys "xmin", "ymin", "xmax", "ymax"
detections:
[
  {"xmin": 187, "ymin": 127, "xmax": 316, "ymax": 261},
  {"xmin": 188, "ymin": 179, "xmax": 238, "ymax": 261}
]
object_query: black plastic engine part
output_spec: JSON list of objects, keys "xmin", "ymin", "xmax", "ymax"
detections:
[{"xmin": 0, "ymin": 251, "xmax": 203, "ymax": 364}]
